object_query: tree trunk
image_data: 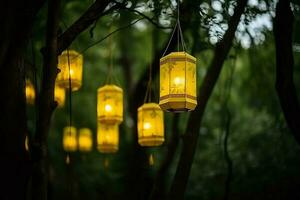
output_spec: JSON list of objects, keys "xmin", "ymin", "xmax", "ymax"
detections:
[
  {"xmin": 169, "ymin": 0, "xmax": 248, "ymax": 199},
  {"xmin": 0, "ymin": 1, "xmax": 44, "ymax": 199},
  {"xmin": 274, "ymin": 0, "xmax": 300, "ymax": 145},
  {"xmin": 31, "ymin": 0, "xmax": 60, "ymax": 199}
]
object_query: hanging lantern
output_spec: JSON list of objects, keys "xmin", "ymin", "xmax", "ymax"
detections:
[
  {"xmin": 97, "ymin": 122, "xmax": 119, "ymax": 153},
  {"xmin": 25, "ymin": 135, "xmax": 29, "ymax": 152},
  {"xmin": 56, "ymin": 50, "xmax": 83, "ymax": 91},
  {"xmin": 63, "ymin": 126, "xmax": 77, "ymax": 152},
  {"xmin": 54, "ymin": 84, "xmax": 65, "ymax": 107},
  {"xmin": 78, "ymin": 128, "xmax": 93, "ymax": 152},
  {"xmin": 97, "ymin": 85, "xmax": 123, "ymax": 124},
  {"xmin": 159, "ymin": 52, "xmax": 197, "ymax": 112},
  {"xmin": 138, "ymin": 103, "xmax": 164, "ymax": 147},
  {"xmin": 25, "ymin": 79, "xmax": 35, "ymax": 104}
]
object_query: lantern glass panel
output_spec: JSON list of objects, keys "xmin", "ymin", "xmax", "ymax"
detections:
[
  {"xmin": 97, "ymin": 85, "xmax": 123, "ymax": 124},
  {"xmin": 97, "ymin": 123, "xmax": 119, "ymax": 153},
  {"xmin": 57, "ymin": 50, "xmax": 83, "ymax": 91},
  {"xmin": 63, "ymin": 126, "xmax": 77, "ymax": 152},
  {"xmin": 78, "ymin": 128, "xmax": 92, "ymax": 152},
  {"xmin": 138, "ymin": 103, "xmax": 164, "ymax": 147},
  {"xmin": 26, "ymin": 79, "xmax": 35, "ymax": 105},
  {"xmin": 55, "ymin": 85, "xmax": 65, "ymax": 107}
]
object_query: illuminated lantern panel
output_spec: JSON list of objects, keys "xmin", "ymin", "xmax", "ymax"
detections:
[
  {"xmin": 56, "ymin": 50, "xmax": 83, "ymax": 91},
  {"xmin": 159, "ymin": 51, "xmax": 197, "ymax": 112},
  {"xmin": 25, "ymin": 135, "xmax": 29, "ymax": 151},
  {"xmin": 97, "ymin": 123, "xmax": 119, "ymax": 153},
  {"xmin": 25, "ymin": 79, "xmax": 35, "ymax": 105},
  {"xmin": 63, "ymin": 126, "xmax": 77, "ymax": 152},
  {"xmin": 78, "ymin": 128, "xmax": 93, "ymax": 152},
  {"xmin": 97, "ymin": 85, "xmax": 123, "ymax": 124},
  {"xmin": 54, "ymin": 84, "xmax": 65, "ymax": 107},
  {"xmin": 138, "ymin": 103, "xmax": 164, "ymax": 147}
]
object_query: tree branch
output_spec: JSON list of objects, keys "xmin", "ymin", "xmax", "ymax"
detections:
[
  {"xmin": 57, "ymin": 0, "xmax": 115, "ymax": 54},
  {"xmin": 168, "ymin": 0, "xmax": 248, "ymax": 199},
  {"xmin": 149, "ymin": 114, "xmax": 180, "ymax": 200},
  {"xmin": 274, "ymin": 0, "xmax": 300, "ymax": 145}
]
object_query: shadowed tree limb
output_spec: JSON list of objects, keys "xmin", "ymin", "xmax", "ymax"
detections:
[
  {"xmin": 274, "ymin": 0, "xmax": 300, "ymax": 145},
  {"xmin": 31, "ymin": 0, "xmax": 60, "ymax": 199},
  {"xmin": 0, "ymin": 0, "xmax": 45, "ymax": 199},
  {"xmin": 149, "ymin": 114, "xmax": 180, "ymax": 200},
  {"xmin": 168, "ymin": 0, "xmax": 248, "ymax": 199},
  {"xmin": 57, "ymin": 0, "xmax": 115, "ymax": 54}
]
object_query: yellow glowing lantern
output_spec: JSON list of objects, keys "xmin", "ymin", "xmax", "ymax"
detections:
[
  {"xmin": 97, "ymin": 85, "xmax": 123, "ymax": 124},
  {"xmin": 78, "ymin": 128, "xmax": 93, "ymax": 152},
  {"xmin": 25, "ymin": 135, "xmax": 29, "ymax": 151},
  {"xmin": 138, "ymin": 103, "xmax": 164, "ymax": 146},
  {"xmin": 25, "ymin": 79, "xmax": 35, "ymax": 104},
  {"xmin": 97, "ymin": 123, "xmax": 119, "ymax": 153},
  {"xmin": 159, "ymin": 52, "xmax": 197, "ymax": 112},
  {"xmin": 56, "ymin": 50, "xmax": 83, "ymax": 91},
  {"xmin": 63, "ymin": 126, "xmax": 77, "ymax": 152},
  {"xmin": 54, "ymin": 84, "xmax": 65, "ymax": 107}
]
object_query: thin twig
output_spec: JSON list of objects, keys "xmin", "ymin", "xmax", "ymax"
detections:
[{"xmin": 78, "ymin": 17, "xmax": 144, "ymax": 55}]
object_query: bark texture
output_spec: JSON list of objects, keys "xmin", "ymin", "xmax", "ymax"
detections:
[
  {"xmin": 0, "ymin": 1, "xmax": 44, "ymax": 199},
  {"xmin": 274, "ymin": 0, "xmax": 300, "ymax": 144},
  {"xmin": 169, "ymin": 0, "xmax": 248, "ymax": 199}
]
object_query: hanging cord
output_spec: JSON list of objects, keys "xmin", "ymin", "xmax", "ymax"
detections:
[
  {"xmin": 67, "ymin": 49, "xmax": 72, "ymax": 134},
  {"xmin": 144, "ymin": 31, "xmax": 154, "ymax": 103},
  {"xmin": 105, "ymin": 30, "xmax": 113, "ymax": 84},
  {"xmin": 162, "ymin": 0, "xmax": 187, "ymax": 56},
  {"xmin": 31, "ymin": 38, "xmax": 38, "ymax": 139}
]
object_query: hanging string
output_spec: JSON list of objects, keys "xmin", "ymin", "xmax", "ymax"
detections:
[
  {"xmin": 144, "ymin": 29, "xmax": 154, "ymax": 103},
  {"xmin": 67, "ymin": 49, "xmax": 72, "ymax": 135},
  {"xmin": 105, "ymin": 30, "xmax": 113, "ymax": 84},
  {"xmin": 162, "ymin": 0, "xmax": 187, "ymax": 56}
]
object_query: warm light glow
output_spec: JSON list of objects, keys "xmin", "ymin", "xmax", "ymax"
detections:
[
  {"xmin": 78, "ymin": 128, "xmax": 93, "ymax": 152},
  {"xmin": 149, "ymin": 154, "xmax": 154, "ymax": 166},
  {"xmin": 138, "ymin": 103, "xmax": 164, "ymax": 147},
  {"xmin": 97, "ymin": 85, "xmax": 123, "ymax": 124},
  {"xmin": 63, "ymin": 126, "xmax": 77, "ymax": 152},
  {"xmin": 56, "ymin": 50, "xmax": 83, "ymax": 91},
  {"xmin": 54, "ymin": 84, "xmax": 65, "ymax": 107},
  {"xmin": 159, "ymin": 51, "xmax": 197, "ymax": 112},
  {"xmin": 173, "ymin": 76, "xmax": 184, "ymax": 86},
  {"xmin": 97, "ymin": 122, "xmax": 119, "ymax": 153},
  {"xmin": 69, "ymin": 69, "xmax": 74, "ymax": 76},
  {"xmin": 143, "ymin": 122, "xmax": 151, "ymax": 130},
  {"xmin": 25, "ymin": 79, "xmax": 35, "ymax": 105},
  {"xmin": 105, "ymin": 104, "xmax": 112, "ymax": 112}
]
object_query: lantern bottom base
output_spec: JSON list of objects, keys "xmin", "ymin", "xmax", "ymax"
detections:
[
  {"xmin": 159, "ymin": 100, "xmax": 197, "ymax": 112},
  {"xmin": 57, "ymin": 80, "xmax": 81, "ymax": 91},
  {"xmin": 97, "ymin": 145, "xmax": 118, "ymax": 153},
  {"xmin": 139, "ymin": 137, "xmax": 164, "ymax": 147}
]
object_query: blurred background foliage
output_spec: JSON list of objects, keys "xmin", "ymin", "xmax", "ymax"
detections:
[{"xmin": 25, "ymin": 0, "xmax": 300, "ymax": 199}]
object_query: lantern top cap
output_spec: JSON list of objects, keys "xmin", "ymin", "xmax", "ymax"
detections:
[
  {"xmin": 63, "ymin": 126, "xmax": 76, "ymax": 133},
  {"xmin": 79, "ymin": 128, "xmax": 92, "ymax": 134},
  {"xmin": 97, "ymin": 84, "xmax": 123, "ymax": 93},
  {"xmin": 160, "ymin": 51, "xmax": 196, "ymax": 61},
  {"xmin": 138, "ymin": 103, "xmax": 162, "ymax": 111},
  {"xmin": 61, "ymin": 50, "xmax": 82, "ymax": 57}
]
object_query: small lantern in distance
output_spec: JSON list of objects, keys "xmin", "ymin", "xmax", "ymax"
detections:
[
  {"xmin": 159, "ymin": 52, "xmax": 197, "ymax": 112},
  {"xmin": 56, "ymin": 50, "xmax": 83, "ymax": 91},
  {"xmin": 97, "ymin": 85, "xmax": 123, "ymax": 124},
  {"xmin": 78, "ymin": 128, "xmax": 93, "ymax": 152},
  {"xmin": 54, "ymin": 84, "xmax": 65, "ymax": 107},
  {"xmin": 137, "ymin": 103, "xmax": 164, "ymax": 147},
  {"xmin": 63, "ymin": 126, "xmax": 77, "ymax": 152},
  {"xmin": 25, "ymin": 79, "xmax": 35, "ymax": 105},
  {"xmin": 97, "ymin": 122, "xmax": 119, "ymax": 153}
]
